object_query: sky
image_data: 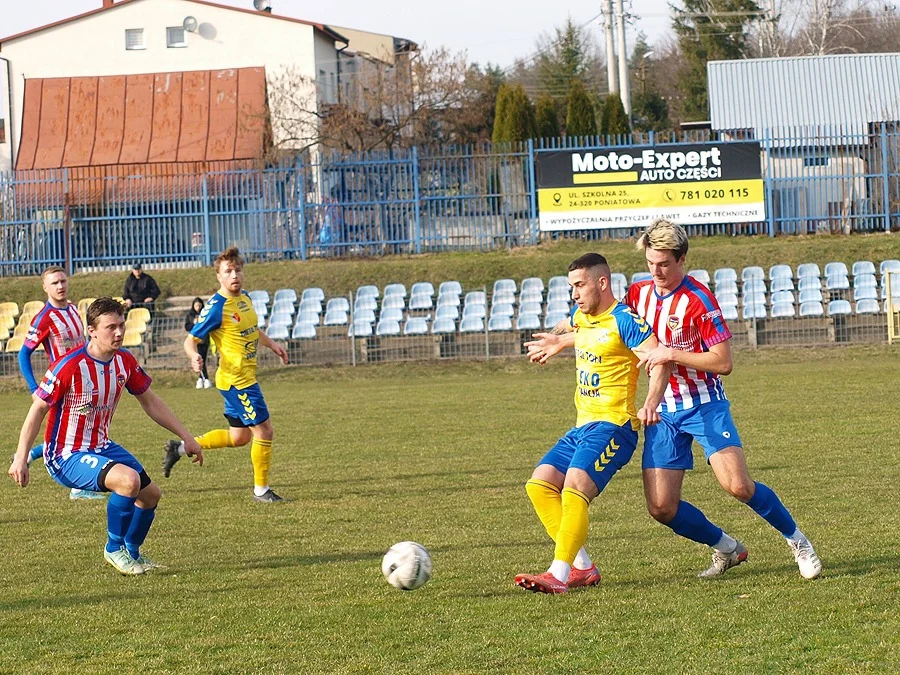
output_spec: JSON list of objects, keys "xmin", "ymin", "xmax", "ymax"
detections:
[{"xmin": 1, "ymin": 0, "xmax": 677, "ymax": 68}]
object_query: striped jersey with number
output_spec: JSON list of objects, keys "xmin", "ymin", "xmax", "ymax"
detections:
[
  {"xmin": 36, "ymin": 346, "xmax": 152, "ymax": 469},
  {"xmin": 626, "ymin": 277, "xmax": 731, "ymax": 412},
  {"xmin": 24, "ymin": 302, "xmax": 86, "ymax": 362}
]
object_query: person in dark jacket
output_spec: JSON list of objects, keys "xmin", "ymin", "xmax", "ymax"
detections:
[
  {"xmin": 123, "ymin": 263, "xmax": 161, "ymax": 319},
  {"xmin": 184, "ymin": 297, "xmax": 211, "ymax": 389}
]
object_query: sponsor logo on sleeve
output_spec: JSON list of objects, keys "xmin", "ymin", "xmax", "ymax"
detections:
[{"xmin": 701, "ymin": 309, "xmax": 722, "ymax": 321}]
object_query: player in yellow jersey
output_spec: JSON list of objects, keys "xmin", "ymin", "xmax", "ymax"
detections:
[
  {"xmin": 514, "ymin": 253, "xmax": 670, "ymax": 593},
  {"xmin": 162, "ymin": 247, "xmax": 290, "ymax": 503}
]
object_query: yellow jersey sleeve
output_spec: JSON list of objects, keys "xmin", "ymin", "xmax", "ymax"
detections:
[{"xmin": 198, "ymin": 292, "xmax": 260, "ymax": 389}]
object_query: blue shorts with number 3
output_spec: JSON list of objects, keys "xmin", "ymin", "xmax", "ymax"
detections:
[
  {"xmin": 538, "ymin": 420, "xmax": 638, "ymax": 492},
  {"xmin": 47, "ymin": 442, "xmax": 144, "ymax": 492}
]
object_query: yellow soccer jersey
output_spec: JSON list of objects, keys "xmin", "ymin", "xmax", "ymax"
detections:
[
  {"xmin": 571, "ymin": 302, "xmax": 653, "ymax": 429},
  {"xmin": 190, "ymin": 291, "xmax": 260, "ymax": 389}
]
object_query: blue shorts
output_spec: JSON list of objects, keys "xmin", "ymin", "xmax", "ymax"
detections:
[
  {"xmin": 642, "ymin": 399, "xmax": 742, "ymax": 470},
  {"xmin": 220, "ymin": 383, "xmax": 270, "ymax": 427},
  {"xmin": 47, "ymin": 442, "xmax": 146, "ymax": 492},
  {"xmin": 538, "ymin": 420, "xmax": 638, "ymax": 493}
]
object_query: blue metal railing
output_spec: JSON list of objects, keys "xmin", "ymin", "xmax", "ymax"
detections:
[{"xmin": 1, "ymin": 127, "xmax": 897, "ymax": 276}]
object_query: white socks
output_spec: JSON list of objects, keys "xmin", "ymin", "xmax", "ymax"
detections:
[
  {"xmin": 253, "ymin": 485, "xmax": 270, "ymax": 497},
  {"xmin": 177, "ymin": 441, "xmax": 187, "ymax": 457},
  {"xmin": 713, "ymin": 532, "xmax": 738, "ymax": 553},
  {"xmin": 573, "ymin": 547, "xmax": 593, "ymax": 570},
  {"xmin": 548, "ymin": 560, "xmax": 571, "ymax": 583}
]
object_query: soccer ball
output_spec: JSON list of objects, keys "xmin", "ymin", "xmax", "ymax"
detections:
[{"xmin": 381, "ymin": 541, "xmax": 432, "ymax": 591}]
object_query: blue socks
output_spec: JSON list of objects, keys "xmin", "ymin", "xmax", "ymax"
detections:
[
  {"xmin": 105, "ymin": 493, "xmax": 137, "ymax": 554},
  {"xmin": 125, "ymin": 506, "xmax": 157, "ymax": 560},
  {"xmin": 746, "ymin": 482, "xmax": 797, "ymax": 536},
  {"xmin": 666, "ymin": 500, "xmax": 723, "ymax": 546},
  {"xmin": 28, "ymin": 445, "xmax": 43, "ymax": 464}
]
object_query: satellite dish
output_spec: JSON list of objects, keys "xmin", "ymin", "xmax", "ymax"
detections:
[
  {"xmin": 183, "ymin": 15, "xmax": 198, "ymax": 32},
  {"xmin": 253, "ymin": 0, "xmax": 272, "ymax": 12}
]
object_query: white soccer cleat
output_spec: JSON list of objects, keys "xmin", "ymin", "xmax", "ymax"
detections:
[
  {"xmin": 195, "ymin": 377, "xmax": 204, "ymax": 389},
  {"xmin": 203, "ymin": 378, "xmax": 212, "ymax": 389},
  {"xmin": 104, "ymin": 547, "xmax": 145, "ymax": 575},
  {"xmin": 698, "ymin": 540, "xmax": 748, "ymax": 578},
  {"xmin": 790, "ymin": 538, "xmax": 822, "ymax": 580}
]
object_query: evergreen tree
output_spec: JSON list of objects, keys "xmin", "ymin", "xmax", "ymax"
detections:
[
  {"xmin": 491, "ymin": 84, "xmax": 513, "ymax": 144},
  {"xmin": 492, "ymin": 84, "xmax": 536, "ymax": 143},
  {"xmin": 599, "ymin": 95, "xmax": 630, "ymax": 136},
  {"xmin": 535, "ymin": 95, "xmax": 560, "ymax": 140},
  {"xmin": 673, "ymin": 0, "xmax": 760, "ymax": 121},
  {"xmin": 632, "ymin": 90, "xmax": 671, "ymax": 132},
  {"xmin": 535, "ymin": 18, "xmax": 596, "ymax": 104},
  {"xmin": 565, "ymin": 80, "xmax": 597, "ymax": 138}
]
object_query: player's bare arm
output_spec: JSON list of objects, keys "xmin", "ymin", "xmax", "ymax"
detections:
[
  {"xmin": 632, "ymin": 335, "xmax": 671, "ymax": 427},
  {"xmin": 258, "ymin": 331, "xmax": 289, "ymax": 365},
  {"xmin": 183, "ymin": 334, "xmax": 205, "ymax": 373},
  {"xmin": 135, "ymin": 389, "xmax": 204, "ymax": 466},
  {"xmin": 8, "ymin": 398, "xmax": 50, "ymax": 488},
  {"xmin": 524, "ymin": 320, "xmax": 574, "ymax": 365},
  {"xmin": 642, "ymin": 338, "xmax": 734, "ymax": 376}
]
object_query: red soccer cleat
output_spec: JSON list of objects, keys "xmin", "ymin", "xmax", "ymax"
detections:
[
  {"xmin": 567, "ymin": 564, "xmax": 602, "ymax": 589},
  {"xmin": 514, "ymin": 571, "xmax": 568, "ymax": 594}
]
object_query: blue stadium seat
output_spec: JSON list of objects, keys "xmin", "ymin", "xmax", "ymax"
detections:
[
  {"xmin": 301, "ymin": 287, "xmax": 325, "ymax": 302},
  {"xmin": 518, "ymin": 302, "xmax": 543, "ymax": 316},
  {"xmin": 459, "ymin": 316, "xmax": 484, "ymax": 333},
  {"xmin": 855, "ymin": 299, "xmax": 880, "ymax": 315},
  {"xmin": 248, "ymin": 290, "xmax": 270, "ymax": 305},
  {"xmin": 273, "ymin": 288, "xmax": 297, "ymax": 304},
  {"xmin": 438, "ymin": 281, "xmax": 462, "ymax": 296},
  {"xmin": 326, "ymin": 297, "xmax": 350, "ymax": 313},
  {"xmin": 798, "ymin": 277, "xmax": 822, "ymax": 292},
  {"xmin": 742, "ymin": 266, "xmax": 765, "ymax": 282},
  {"xmin": 492, "ymin": 290, "xmax": 516, "ymax": 306},
  {"xmin": 770, "ymin": 290, "xmax": 795, "ymax": 306},
  {"xmin": 743, "ymin": 291, "xmax": 766, "ymax": 307},
  {"xmin": 716, "ymin": 280, "xmax": 739, "ymax": 295},
  {"xmin": 546, "ymin": 300, "xmax": 570, "ymax": 316},
  {"xmin": 770, "ymin": 277, "xmax": 795, "ymax": 293},
  {"xmin": 298, "ymin": 299, "xmax": 322, "ymax": 315},
  {"xmin": 296, "ymin": 311, "xmax": 320, "ymax": 326},
  {"xmin": 544, "ymin": 312, "xmax": 568, "ymax": 328},
  {"xmin": 354, "ymin": 296, "xmax": 377, "ymax": 312},
  {"xmin": 631, "ymin": 272, "xmax": 652, "ymax": 284},
  {"xmin": 379, "ymin": 307, "xmax": 404, "ymax": 323},
  {"xmin": 798, "ymin": 289, "xmax": 823, "ymax": 304},
  {"xmin": 743, "ymin": 278, "xmax": 767, "ymax": 294},
  {"xmin": 432, "ymin": 318, "xmax": 456, "ymax": 334},
  {"xmin": 852, "ymin": 261, "xmax": 876, "ymax": 277},
  {"xmin": 411, "ymin": 282, "xmax": 434, "ymax": 297},
  {"xmin": 825, "ymin": 274, "xmax": 850, "ymax": 291},
  {"xmin": 382, "ymin": 295, "xmax": 405, "ymax": 310},
  {"xmin": 714, "ymin": 268, "xmax": 738, "ymax": 285},
  {"xmin": 853, "ymin": 274, "xmax": 877, "ymax": 288},
  {"xmin": 437, "ymin": 294, "xmax": 461, "ymax": 307},
  {"xmin": 799, "ymin": 301, "xmax": 824, "ymax": 318},
  {"xmin": 827, "ymin": 300, "xmax": 852, "ymax": 316},
  {"xmin": 493, "ymin": 279, "xmax": 516, "ymax": 296},
  {"xmin": 268, "ymin": 311, "xmax": 293, "ymax": 327},
  {"xmin": 853, "ymin": 286, "xmax": 878, "ymax": 302},
  {"xmin": 688, "ymin": 269, "xmax": 710, "ymax": 285},
  {"xmin": 796, "ymin": 263, "xmax": 821, "ymax": 279},
  {"xmin": 266, "ymin": 324, "xmax": 289, "ymax": 339},
  {"xmin": 880, "ymin": 278, "xmax": 900, "ymax": 299},
  {"xmin": 610, "ymin": 273, "xmax": 627, "ymax": 288},
  {"xmin": 742, "ymin": 304, "xmax": 766, "ymax": 320},
  {"xmin": 880, "ymin": 259, "xmax": 900, "ymax": 275},
  {"xmin": 488, "ymin": 315, "xmax": 513, "ymax": 332},
  {"xmin": 521, "ymin": 277, "xmax": 545, "ymax": 294},
  {"xmin": 291, "ymin": 323, "xmax": 317, "ymax": 339},
  {"xmin": 520, "ymin": 289, "xmax": 544, "ymax": 305},
  {"xmin": 404, "ymin": 318, "xmax": 429, "ymax": 335},
  {"xmin": 435, "ymin": 305, "xmax": 459, "ymax": 321},
  {"xmin": 547, "ymin": 287, "xmax": 570, "ymax": 304},
  {"xmin": 824, "ymin": 262, "xmax": 848, "ymax": 278},
  {"xmin": 409, "ymin": 293, "xmax": 433, "ymax": 310},
  {"xmin": 465, "ymin": 291, "xmax": 487, "ymax": 306},
  {"xmin": 715, "ymin": 292, "xmax": 738, "ymax": 308},
  {"xmin": 549, "ymin": 275, "xmax": 570, "ymax": 291},
  {"xmin": 272, "ymin": 299, "xmax": 296, "ymax": 315},
  {"xmin": 376, "ymin": 319, "xmax": 401, "ymax": 336},
  {"xmin": 324, "ymin": 309, "xmax": 349, "ymax": 326},
  {"xmin": 357, "ymin": 285, "xmax": 379, "ymax": 299},
  {"xmin": 348, "ymin": 320, "xmax": 373, "ymax": 337},
  {"xmin": 462, "ymin": 303, "xmax": 486, "ymax": 319},
  {"xmin": 354, "ymin": 309, "xmax": 376, "ymax": 325},
  {"xmin": 770, "ymin": 302, "xmax": 795, "ymax": 319},
  {"xmin": 489, "ymin": 303, "xmax": 514, "ymax": 318},
  {"xmin": 383, "ymin": 283, "xmax": 407, "ymax": 298},
  {"xmin": 769, "ymin": 264, "xmax": 793, "ymax": 280},
  {"xmin": 516, "ymin": 314, "xmax": 542, "ymax": 330}
]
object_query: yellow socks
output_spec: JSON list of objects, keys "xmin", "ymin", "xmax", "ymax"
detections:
[
  {"xmin": 195, "ymin": 429, "xmax": 238, "ymax": 449},
  {"xmin": 554, "ymin": 487, "xmax": 591, "ymax": 565},
  {"xmin": 526, "ymin": 479, "xmax": 562, "ymax": 540},
  {"xmin": 250, "ymin": 438, "xmax": 272, "ymax": 489}
]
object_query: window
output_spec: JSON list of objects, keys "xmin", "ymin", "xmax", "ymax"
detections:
[
  {"xmin": 125, "ymin": 28, "xmax": 145, "ymax": 50},
  {"xmin": 166, "ymin": 26, "xmax": 186, "ymax": 48},
  {"xmin": 803, "ymin": 153, "xmax": 829, "ymax": 167}
]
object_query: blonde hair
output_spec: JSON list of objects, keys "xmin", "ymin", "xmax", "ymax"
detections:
[
  {"xmin": 41, "ymin": 265, "xmax": 66, "ymax": 280},
  {"xmin": 636, "ymin": 219, "xmax": 689, "ymax": 259}
]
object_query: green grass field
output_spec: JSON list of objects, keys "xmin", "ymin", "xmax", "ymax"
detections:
[{"xmin": 1, "ymin": 346, "xmax": 898, "ymax": 673}]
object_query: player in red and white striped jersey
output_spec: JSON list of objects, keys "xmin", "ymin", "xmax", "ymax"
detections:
[
  {"xmin": 627, "ymin": 219, "xmax": 821, "ymax": 580},
  {"xmin": 8, "ymin": 298, "xmax": 203, "ymax": 575},
  {"xmin": 17, "ymin": 266, "xmax": 101, "ymax": 500}
]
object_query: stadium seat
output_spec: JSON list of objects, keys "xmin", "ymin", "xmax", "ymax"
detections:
[
  {"xmin": 688, "ymin": 269, "xmax": 710, "ymax": 285},
  {"xmin": 4, "ymin": 335, "xmax": 23, "ymax": 353},
  {"xmin": 354, "ymin": 309, "xmax": 376, "ymax": 325},
  {"xmin": 75, "ymin": 299, "xmax": 94, "ymax": 315},
  {"xmin": 257, "ymin": 314, "xmax": 266, "ymax": 328},
  {"xmin": 380, "ymin": 307, "xmax": 404, "ymax": 323},
  {"xmin": 301, "ymin": 288, "xmax": 325, "ymax": 302},
  {"xmin": 770, "ymin": 290, "xmax": 795, "ymax": 306},
  {"xmin": 348, "ymin": 320, "xmax": 373, "ymax": 337},
  {"xmin": 631, "ymin": 272, "xmax": 652, "ymax": 284},
  {"xmin": 122, "ymin": 329, "xmax": 143, "ymax": 348},
  {"xmin": 853, "ymin": 286, "xmax": 878, "ymax": 302},
  {"xmin": 827, "ymin": 300, "xmax": 852, "ymax": 316},
  {"xmin": 716, "ymin": 280, "xmax": 739, "ymax": 295},
  {"xmin": 742, "ymin": 304, "xmax": 766, "ymax": 320},
  {"xmin": 125, "ymin": 317, "xmax": 147, "ymax": 334},
  {"xmin": 799, "ymin": 301, "xmax": 824, "ymax": 318},
  {"xmin": 357, "ymin": 285, "xmax": 379, "ymax": 299},
  {"xmin": 521, "ymin": 277, "xmax": 545, "ymax": 295},
  {"xmin": 268, "ymin": 311, "xmax": 293, "ymax": 327},
  {"xmin": 489, "ymin": 303, "xmax": 514, "ymax": 318},
  {"xmin": 742, "ymin": 266, "xmax": 765, "ymax": 282},
  {"xmin": 769, "ymin": 264, "xmax": 793, "ymax": 280},
  {"xmin": 546, "ymin": 300, "xmax": 570, "ymax": 316},
  {"xmin": 493, "ymin": 279, "xmax": 516, "ymax": 296},
  {"xmin": 516, "ymin": 314, "xmax": 541, "ymax": 330},
  {"xmin": 376, "ymin": 319, "xmax": 401, "ymax": 336},
  {"xmin": 518, "ymin": 302, "xmax": 543, "ymax": 316},
  {"xmin": 437, "ymin": 294, "xmax": 461, "ymax": 307},
  {"xmin": 438, "ymin": 281, "xmax": 462, "ymax": 296},
  {"xmin": 267, "ymin": 324, "xmax": 289, "ymax": 340},
  {"xmin": 544, "ymin": 312, "xmax": 568, "ymax": 328},
  {"xmin": 796, "ymin": 263, "xmax": 821, "ymax": 279},
  {"xmin": 880, "ymin": 281, "xmax": 900, "ymax": 300},
  {"xmin": 296, "ymin": 311, "xmax": 320, "ymax": 326},
  {"xmin": 273, "ymin": 300, "xmax": 296, "ymax": 317},
  {"xmin": 488, "ymin": 315, "xmax": 513, "ymax": 331},
  {"xmin": 798, "ymin": 289, "xmax": 823, "ymax": 304},
  {"xmin": 825, "ymin": 274, "xmax": 850, "ymax": 291},
  {"xmin": 383, "ymin": 283, "xmax": 407, "ymax": 298},
  {"xmin": 462, "ymin": 304, "xmax": 486, "ymax": 319},
  {"xmin": 432, "ymin": 318, "xmax": 456, "ymax": 334},
  {"xmin": 520, "ymin": 290, "xmax": 544, "ymax": 305},
  {"xmin": 853, "ymin": 274, "xmax": 877, "ymax": 288},
  {"xmin": 715, "ymin": 292, "xmax": 738, "ymax": 308},
  {"xmin": 714, "ymin": 268, "xmax": 738, "ymax": 285},
  {"xmin": 549, "ymin": 275, "xmax": 570, "ymax": 291},
  {"xmin": 855, "ymin": 299, "xmax": 880, "ymax": 315},
  {"xmin": 292, "ymin": 323, "xmax": 317, "ymax": 339},
  {"xmin": 128, "ymin": 307, "xmax": 151, "ymax": 324},
  {"xmin": 798, "ymin": 277, "xmax": 822, "ymax": 292},
  {"xmin": 382, "ymin": 295, "xmax": 405, "ymax": 310},
  {"xmin": 326, "ymin": 298, "xmax": 350, "ymax": 313},
  {"xmin": 824, "ymin": 262, "xmax": 848, "ymax": 278},
  {"xmin": 880, "ymin": 259, "xmax": 900, "ymax": 275},
  {"xmin": 324, "ymin": 309, "xmax": 349, "ymax": 326},
  {"xmin": 410, "ymin": 282, "xmax": 434, "ymax": 298},
  {"xmin": 721, "ymin": 305, "xmax": 739, "ymax": 321},
  {"xmin": 459, "ymin": 316, "xmax": 484, "ymax": 333},
  {"xmin": 770, "ymin": 277, "xmax": 795, "ymax": 293},
  {"xmin": 404, "ymin": 318, "xmax": 429, "ymax": 335},
  {"xmin": 0, "ymin": 314, "xmax": 14, "ymax": 331},
  {"xmin": 770, "ymin": 302, "xmax": 795, "ymax": 319},
  {"xmin": 252, "ymin": 301, "xmax": 268, "ymax": 319},
  {"xmin": 409, "ymin": 294, "xmax": 433, "ymax": 311},
  {"xmin": 435, "ymin": 305, "xmax": 459, "ymax": 321},
  {"xmin": 298, "ymin": 299, "xmax": 321, "ymax": 315},
  {"xmin": 743, "ymin": 278, "xmax": 766, "ymax": 294},
  {"xmin": 492, "ymin": 290, "xmax": 516, "ymax": 306},
  {"xmin": 248, "ymin": 290, "xmax": 269, "ymax": 305},
  {"xmin": 354, "ymin": 296, "xmax": 377, "ymax": 312},
  {"xmin": 852, "ymin": 261, "xmax": 876, "ymax": 277},
  {"xmin": 465, "ymin": 291, "xmax": 487, "ymax": 306},
  {"xmin": 743, "ymin": 292, "xmax": 766, "ymax": 307},
  {"xmin": 547, "ymin": 288, "xmax": 570, "ymax": 304},
  {"xmin": 273, "ymin": 289, "xmax": 297, "ymax": 305}
]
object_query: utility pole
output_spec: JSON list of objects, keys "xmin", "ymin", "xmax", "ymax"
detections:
[
  {"xmin": 603, "ymin": 0, "xmax": 618, "ymax": 94},
  {"xmin": 614, "ymin": 0, "xmax": 631, "ymax": 118}
]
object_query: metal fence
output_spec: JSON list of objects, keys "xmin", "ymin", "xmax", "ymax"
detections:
[{"xmin": 2, "ymin": 126, "xmax": 899, "ymax": 276}]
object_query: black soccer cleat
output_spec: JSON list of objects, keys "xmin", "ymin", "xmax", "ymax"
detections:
[
  {"xmin": 162, "ymin": 440, "xmax": 181, "ymax": 478},
  {"xmin": 253, "ymin": 488, "xmax": 288, "ymax": 503}
]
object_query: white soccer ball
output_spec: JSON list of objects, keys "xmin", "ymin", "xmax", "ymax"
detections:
[{"xmin": 381, "ymin": 541, "xmax": 432, "ymax": 591}]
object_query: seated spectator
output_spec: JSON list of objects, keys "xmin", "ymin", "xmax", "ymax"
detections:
[{"xmin": 123, "ymin": 263, "xmax": 160, "ymax": 320}]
